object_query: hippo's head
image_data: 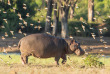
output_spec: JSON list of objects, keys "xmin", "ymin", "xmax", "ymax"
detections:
[
  {"xmin": 65, "ymin": 39, "xmax": 85, "ymax": 56},
  {"xmin": 70, "ymin": 40, "xmax": 85, "ymax": 56}
]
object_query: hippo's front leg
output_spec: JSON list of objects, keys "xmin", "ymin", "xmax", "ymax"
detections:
[
  {"xmin": 21, "ymin": 54, "xmax": 28, "ymax": 65},
  {"xmin": 61, "ymin": 54, "xmax": 67, "ymax": 64},
  {"xmin": 55, "ymin": 56, "xmax": 60, "ymax": 65}
]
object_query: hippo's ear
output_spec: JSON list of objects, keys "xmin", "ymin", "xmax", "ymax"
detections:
[{"xmin": 70, "ymin": 40, "xmax": 75, "ymax": 45}]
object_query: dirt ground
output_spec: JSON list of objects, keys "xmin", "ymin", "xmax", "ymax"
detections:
[
  {"xmin": 0, "ymin": 33, "xmax": 110, "ymax": 54},
  {"xmin": 0, "ymin": 64, "xmax": 110, "ymax": 74}
]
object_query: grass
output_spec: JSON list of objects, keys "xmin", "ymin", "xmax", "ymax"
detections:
[
  {"xmin": 0, "ymin": 54, "xmax": 81, "ymax": 65},
  {"xmin": 0, "ymin": 54, "xmax": 110, "ymax": 74}
]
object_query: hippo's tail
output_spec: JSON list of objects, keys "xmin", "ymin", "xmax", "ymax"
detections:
[{"xmin": 18, "ymin": 40, "xmax": 21, "ymax": 50}]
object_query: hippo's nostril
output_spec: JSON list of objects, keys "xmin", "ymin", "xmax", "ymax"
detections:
[{"xmin": 82, "ymin": 51, "xmax": 85, "ymax": 55}]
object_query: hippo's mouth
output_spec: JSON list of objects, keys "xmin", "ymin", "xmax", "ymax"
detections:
[
  {"xmin": 74, "ymin": 49, "xmax": 80, "ymax": 56},
  {"xmin": 74, "ymin": 48, "xmax": 85, "ymax": 56}
]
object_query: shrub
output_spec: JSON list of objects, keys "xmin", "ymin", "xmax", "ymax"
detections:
[
  {"xmin": 68, "ymin": 21, "xmax": 99, "ymax": 37},
  {"xmin": 102, "ymin": 18, "xmax": 110, "ymax": 36},
  {"xmin": 83, "ymin": 55, "xmax": 104, "ymax": 68},
  {"xmin": 19, "ymin": 18, "xmax": 45, "ymax": 33},
  {"xmin": 0, "ymin": 11, "xmax": 19, "ymax": 36}
]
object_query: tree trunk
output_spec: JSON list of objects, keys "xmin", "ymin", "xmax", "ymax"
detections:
[
  {"xmin": 70, "ymin": 0, "xmax": 78, "ymax": 19},
  {"xmin": 52, "ymin": 2, "xmax": 58, "ymax": 36},
  {"xmin": 61, "ymin": 18, "xmax": 68, "ymax": 38},
  {"xmin": 60, "ymin": 6, "xmax": 69, "ymax": 38},
  {"xmin": 41, "ymin": 0, "xmax": 45, "ymax": 8},
  {"xmin": 45, "ymin": 0, "xmax": 53, "ymax": 32},
  {"xmin": 70, "ymin": 6, "xmax": 74, "ymax": 19},
  {"xmin": 88, "ymin": 0, "xmax": 94, "ymax": 22}
]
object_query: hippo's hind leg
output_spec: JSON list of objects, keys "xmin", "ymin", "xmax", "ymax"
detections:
[
  {"xmin": 61, "ymin": 54, "xmax": 67, "ymax": 64},
  {"xmin": 55, "ymin": 56, "xmax": 60, "ymax": 65},
  {"xmin": 21, "ymin": 54, "xmax": 28, "ymax": 65}
]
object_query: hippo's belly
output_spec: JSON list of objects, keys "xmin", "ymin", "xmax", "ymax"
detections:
[{"xmin": 20, "ymin": 38, "xmax": 64, "ymax": 58}]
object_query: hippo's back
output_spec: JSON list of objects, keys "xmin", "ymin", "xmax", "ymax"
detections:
[{"xmin": 19, "ymin": 33, "xmax": 67, "ymax": 58}]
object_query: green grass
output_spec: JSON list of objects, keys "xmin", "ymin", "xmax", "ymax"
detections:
[
  {"xmin": 0, "ymin": 54, "xmax": 83, "ymax": 65},
  {"xmin": 0, "ymin": 54, "xmax": 110, "ymax": 67},
  {"xmin": 0, "ymin": 54, "xmax": 110, "ymax": 74}
]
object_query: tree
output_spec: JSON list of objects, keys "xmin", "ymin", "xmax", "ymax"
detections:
[
  {"xmin": 41, "ymin": 0, "xmax": 45, "ymax": 8},
  {"xmin": 88, "ymin": 0, "xmax": 94, "ymax": 22},
  {"xmin": 52, "ymin": 1, "xmax": 58, "ymax": 36},
  {"xmin": 70, "ymin": 0, "xmax": 78, "ymax": 19},
  {"xmin": 59, "ymin": 0, "xmax": 70, "ymax": 38},
  {"xmin": 45, "ymin": 0, "xmax": 53, "ymax": 33}
]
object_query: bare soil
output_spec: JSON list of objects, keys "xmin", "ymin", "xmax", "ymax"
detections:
[
  {"xmin": 0, "ymin": 64, "xmax": 110, "ymax": 74},
  {"xmin": 0, "ymin": 33, "xmax": 110, "ymax": 54}
]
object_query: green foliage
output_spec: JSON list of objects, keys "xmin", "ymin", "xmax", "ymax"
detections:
[
  {"xmin": 0, "ymin": 0, "xmax": 110, "ymax": 37},
  {"xmin": 83, "ymin": 55, "xmax": 104, "ymax": 68},
  {"xmin": 35, "ymin": 0, "xmax": 42, "ymax": 8},
  {"xmin": 68, "ymin": 21, "xmax": 99, "ymax": 37},
  {"xmin": 20, "ymin": 18, "xmax": 45, "ymax": 33},
  {"xmin": 0, "ymin": 0, "xmax": 40, "ymax": 36},
  {"xmin": 0, "ymin": 11, "xmax": 19, "ymax": 36},
  {"xmin": 74, "ymin": 0, "xmax": 88, "ymax": 21},
  {"xmin": 74, "ymin": 0, "xmax": 110, "ymax": 22},
  {"xmin": 32, "ymin": 9, "xmax": 46, "ymax": 21},
  {"xmin": 102, "ymin": 18, "xmax": 110, "ymax": 36},
  {"xmin": 16, "ymin": 0, "xmax": 38, "ymax": 18}
]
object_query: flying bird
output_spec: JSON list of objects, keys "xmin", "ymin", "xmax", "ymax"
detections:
[
  {"xmin": 5, "ymin": 32, "xmax": 8, "ymax": 37},
  {"xmin": 8, "ymin": 0, "xmax": 11, "ymax": 5},
  {"xmin": 18, "ymin": 29, "xmax": 22, "ymax": 34},
  {"xmin": 10, "ymin": 31, "xmax": 14, "ymax": 35},
  {"xmin": 26, "ymin": 13, "xmax": 30, "ymax": 17},
  {"xmin": 2, "ymin": 36, "xmax": 5, "ymax": 40}
]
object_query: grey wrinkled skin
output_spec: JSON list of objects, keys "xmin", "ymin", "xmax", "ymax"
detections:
[{"xmin": 18, "ymin": 33, "xmax": 85, "ymax": 65}]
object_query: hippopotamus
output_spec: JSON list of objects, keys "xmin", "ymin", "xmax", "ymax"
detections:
[{"xmin": 18, "ymin": 33, "xmax": 85, "ymax": 65}]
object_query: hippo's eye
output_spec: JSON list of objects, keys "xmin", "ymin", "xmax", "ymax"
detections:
[
  {"xmin": 78, "ymin": 43, "xmax": 80, "ymax": 46},
  {"xmin": 74, "ymin": 45, "xmax": 78, "ymax": 49}
]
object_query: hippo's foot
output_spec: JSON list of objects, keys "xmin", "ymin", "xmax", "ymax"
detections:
[
  {"xmin": 62, "ymin": 60, "xmax": 67, "ymax": 64},
  {"xmin": 21, "ymin": 55, "xmax": 28, "ymax": 65},
  {"xmin": 61, "ymin": 54, "xmax": 67, "ymax": 64},
  {"xmin": 21, "ymin": 59, "xmax": 25, "ymax": 65}
]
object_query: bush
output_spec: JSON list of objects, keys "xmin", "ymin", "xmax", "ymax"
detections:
[
  {"xmin": 0, "ymin": 11, "xmax": 19, "ymax": 36},
  {"xmin": 102, "ymin": 18, "xmax": 110, "ymax": 36},
  {"xmin": 83, "ymin": 55, "xmax": 104, "ymax": 68},
  {"xmin": 19, "ymin": 18, "xmax": 45, "ymax": 33},
  {"xmin": 68, "ymin": 21, "xmax": 99, "ymax": 37},
  {"xmin": 0, "ymin": 0, "xmax": 40, "ymax": 36}
]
